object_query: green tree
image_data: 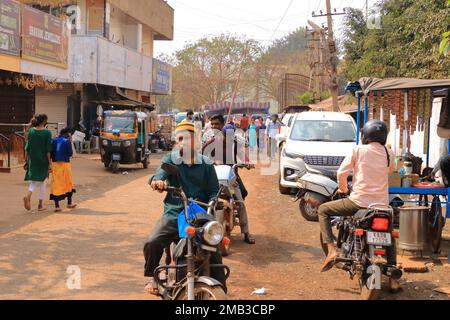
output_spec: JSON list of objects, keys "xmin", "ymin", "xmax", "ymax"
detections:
[{"xmin": 341, "ymin": 0, "xmax": 450, "ymax": 80}]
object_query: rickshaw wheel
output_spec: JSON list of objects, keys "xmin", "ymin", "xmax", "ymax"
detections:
[
  {"xmin": 143, "ymin": 157, "xmax": 149, "ymax": 169},
  {"xmin": 112, "ymin": 161, "xmax": 119, "ymax": 174}
]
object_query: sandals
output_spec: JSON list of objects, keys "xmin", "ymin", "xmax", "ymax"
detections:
[
  {"xmin": 320, "ymin": 252, "xmax": 338, "ymax": 273},
  {"xmin": 54, "ymin": 208, "xmax": 63, "ymax": 213},
  {"xmin": 38, "ymin": 207, "xmax": 47, "ymax": 212},
  {"xmin": 144, "ymin": 279, "xmax": 159, "ymax": 295},
  {"xmin": 67, "ymin": 204, "xmax": 77, "ymax": 209}
]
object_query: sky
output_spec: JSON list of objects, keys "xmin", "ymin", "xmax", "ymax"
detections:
[{"xmin": 154, "ymin": 0, "xmax": 372, "ymax": 57}]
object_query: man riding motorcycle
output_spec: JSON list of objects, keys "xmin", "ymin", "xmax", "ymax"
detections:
[
  {"xmin": 318, "ymin": 119, "xmax": 402, "ymax": 292},
  {"xmin": 143, "ymin": 121, "xmax": 226, "ymax": 294},
  {"xmin": 202, "ymin": 114, "xmax": 256, "ymax": 244}
]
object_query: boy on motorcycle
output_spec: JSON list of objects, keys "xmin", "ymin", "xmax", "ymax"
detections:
[
  {"xmin": 143, "ymin": 121, "xmax": 226, "ymax": 294},
  {"xmin": 202, "ymin": 114, "xmax": 256, "ymax": 244},
  {"xmin": 318, "ymin": 119, "xmax": 402, "ymax": 292}
]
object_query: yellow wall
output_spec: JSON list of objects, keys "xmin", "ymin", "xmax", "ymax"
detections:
[{"xmin": 0, "ymin": 54, "xmax": 20, "ymax": 72}]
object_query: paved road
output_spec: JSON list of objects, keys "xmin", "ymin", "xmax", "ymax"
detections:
[{"xmin": 0, "ymin": 154, "xmax": 448, "ymax": 300}]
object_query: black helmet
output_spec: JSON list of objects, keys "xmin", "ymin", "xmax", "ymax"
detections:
[{"xmin": 362, "ymin": 119, "xmax": 388, "ymax": 145}]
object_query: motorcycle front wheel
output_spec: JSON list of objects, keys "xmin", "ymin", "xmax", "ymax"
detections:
[
  {"xmin": 175, "ymin": 284, "xmax": 227, "ymax": 300},
  {"xmin": 220, "ymin": 229, "xmax": 232, "ymax": 257},
  {"xmin": 299, "ymin": 199, "xmax": 319, "ymax": 222}
]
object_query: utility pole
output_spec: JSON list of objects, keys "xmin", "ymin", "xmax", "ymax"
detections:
[{"xmin": 312, "ymin": 0, "xmax": 345, "ymax": 112}]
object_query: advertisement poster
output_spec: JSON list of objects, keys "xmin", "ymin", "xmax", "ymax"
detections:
[
  {"xmin": 0, "ymin": 0, "xmax": 20, "ymax": 56},
  {"xmin": 152, "ymin": 58, "xmax": 172, "ymax": 95},
  {"xmin": 22, "ymin": 5, "xmax": 69, "ymax": 69}
]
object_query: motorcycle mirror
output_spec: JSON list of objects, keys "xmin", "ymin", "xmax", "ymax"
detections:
[{"xmin": 161, "ymin": 163, "xmax": 179, "ymax": 177}]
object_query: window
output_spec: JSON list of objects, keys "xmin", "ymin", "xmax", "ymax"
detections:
[
  {"xmin": 103, "ymin": 116, "xmax": 135, "ymax": 133},
  {"xmin": 290, "ymin": 120, "xmax": 356, "ymax": 142}
]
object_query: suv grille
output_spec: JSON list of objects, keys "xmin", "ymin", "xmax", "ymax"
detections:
[{"xmin": 304, "ymin": 155, "xmax": 345, "ymax": 167}]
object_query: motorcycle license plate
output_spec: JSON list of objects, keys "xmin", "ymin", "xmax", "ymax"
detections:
[
  {"xmin": 112, "ymin": 154, "xmax": 121, "ymax": 161},
  {"xmin": 366, "ymin": 232, "xmax": 392, "ymax": 246}
]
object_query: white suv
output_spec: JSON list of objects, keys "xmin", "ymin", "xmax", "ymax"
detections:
[{"xmin": 279, "ymin": 112, "xmax": 357, "ymax": 194}]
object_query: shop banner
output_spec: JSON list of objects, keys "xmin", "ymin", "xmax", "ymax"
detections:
[
  {"xmin": 152, "ymin": 58, "xmax": 172, "ymax": 95},
  {"xmin": 0, "ymin": 0, "xmax": 20, "ymax": 56},
  {"xmin": 22, "ymin": 5, "xmax": 69, "ymax": 69}
]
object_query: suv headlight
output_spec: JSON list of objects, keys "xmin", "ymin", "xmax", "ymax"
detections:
[
  {"xmin": 202, "ymin": 221, "xmax": 224, "ymax": 246},
  {"xmin": 124, "ymin": 140, "xmax": 131, "ymax": 147},
  {"xmin": 102, "ymin": 139, "xmax": 108, "ymax": 146}
]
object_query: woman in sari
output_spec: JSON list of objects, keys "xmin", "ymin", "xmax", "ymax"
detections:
[{"xmin": 24, "ymin": 114, "xmax": 52, "ymax": 212}]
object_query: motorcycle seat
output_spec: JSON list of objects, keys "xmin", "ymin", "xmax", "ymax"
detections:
[
  {"xmin": 354, "ymin": 209, "xmax": 371, "ymax": 220},
  {"xmin": 317, "ymin": 168, "xmax": 337, "ymax": 180}
]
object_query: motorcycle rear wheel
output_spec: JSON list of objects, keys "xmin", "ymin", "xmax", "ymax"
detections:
[
  {"xmin": 359, "ymin": 276, "xmax": 380, "ymax": 300},
  {"xmin": 175, "ymin": 284, "xmax": 227, "ymax": 300}
]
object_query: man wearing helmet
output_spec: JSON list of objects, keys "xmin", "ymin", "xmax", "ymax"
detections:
[{"xmin": 318, "ymin": 119, "xmax": 402, "ymax": 291}]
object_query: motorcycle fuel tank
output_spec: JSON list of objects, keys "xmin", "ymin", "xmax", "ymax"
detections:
[{"xmin": 298, "ymin": 173, "xmax": 337, "ymax": 197}]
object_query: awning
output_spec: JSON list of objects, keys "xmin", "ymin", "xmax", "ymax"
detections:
[
  {"xmin": 359, "ymin": 77, "xmax": 450, "ymax": 95},
  {"xmin": 90, "ymin": 87, "xmax": 155, "ymax": 111}
]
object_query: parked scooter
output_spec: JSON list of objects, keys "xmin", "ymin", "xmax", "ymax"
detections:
[
  {"xmin": 213, "ymin": 164, "xmax": 252, "ymax": 256},
  {"xmin": 153, "ymin": 163, "xmax": 230, "ymax": 300},
  {"xmin": 320, "ymin": 204, "xmax": 402, "ymax": 300},
  {"xmin": 292, "ymin": 164, "xmax": 343, "ymax": 222}
]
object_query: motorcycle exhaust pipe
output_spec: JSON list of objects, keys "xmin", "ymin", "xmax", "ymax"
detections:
[{"xmin": 385, "ymin": 267, "xmax": 403, "ymax": 280}]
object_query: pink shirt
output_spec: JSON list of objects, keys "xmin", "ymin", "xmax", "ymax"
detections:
[{"xmin": 337, "ymin": 143, "xmax": 395, "ymax": 208}]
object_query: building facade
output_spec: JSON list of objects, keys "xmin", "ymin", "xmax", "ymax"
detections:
[{"xmin": 0, "ymin": 0, "xmax": 173, "ymax": 170}]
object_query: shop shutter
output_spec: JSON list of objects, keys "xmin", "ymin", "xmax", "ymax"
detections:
[{"xmin": 35, "ymin": 85, "xmax": 73, "ymax": 136}]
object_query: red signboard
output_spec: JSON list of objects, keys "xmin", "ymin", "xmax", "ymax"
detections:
[{"xmin": 22, "ymin": 5, "xmax": 69, "ymax": 69}]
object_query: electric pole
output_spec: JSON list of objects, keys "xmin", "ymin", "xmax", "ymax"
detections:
[{"xmin": 312, "ymin": 0, "xmax": 345, "ymax": 112}]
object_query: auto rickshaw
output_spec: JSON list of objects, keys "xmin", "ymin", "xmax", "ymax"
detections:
[{"xmin": 100, "ymin": 110, "xmax": 150, "ymax": 173}]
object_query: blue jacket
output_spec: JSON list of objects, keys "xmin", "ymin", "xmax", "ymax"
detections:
[{"xmin": 52, "ymin": 136, "xmax": 73, "ymax": 162}]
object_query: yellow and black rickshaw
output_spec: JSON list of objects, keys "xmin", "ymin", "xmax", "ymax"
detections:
[{"xmin": 100, "ymin": 109, "xmax": 151, "ymax": 173}]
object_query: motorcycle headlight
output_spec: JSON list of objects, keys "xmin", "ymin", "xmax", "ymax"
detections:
[
  {"xmin": 102, "ymin": 139, "xmax": 108, "ymax": 146},
  {"xmin": 202, "ymin": 221, "xmax": 224, "ymax": 246},
  {"xmin": 124, "ymin": 140, "xmax": 131, "ymax": 147}
]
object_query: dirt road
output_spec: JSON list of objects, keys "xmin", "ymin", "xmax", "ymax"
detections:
[{"xmin": 0, "ymin": 154, "xmax": 448, "ymax": 300}]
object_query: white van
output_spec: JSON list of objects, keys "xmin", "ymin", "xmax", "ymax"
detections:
[{"xmin": 279, "ymin": 112, "xmax": 357, "ymax": 194}]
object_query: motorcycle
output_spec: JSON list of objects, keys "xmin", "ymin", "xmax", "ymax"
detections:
[
  {"xmin": 320, "ymin": 204, "xmax": 403, "ymax": 300},
  {"xmin": 214, "ymin": 164, "xmax": 252, "ymax": 256},
  {"xmin": 153, "ymin": 163, "xmax": 230, "ymax": 300},
  {"xmin": 293, "ymin": 163, "xmax": 404, "ymax": 223}
]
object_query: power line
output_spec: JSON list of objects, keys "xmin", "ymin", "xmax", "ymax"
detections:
[{"xmin": 269, "ymin": 0, "xmax": 295, "ymax": 40}]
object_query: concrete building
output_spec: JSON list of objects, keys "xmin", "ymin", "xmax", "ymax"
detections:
[{"xmin": 0, "ymin": 0, "xmax": 174, "ymax": 171}]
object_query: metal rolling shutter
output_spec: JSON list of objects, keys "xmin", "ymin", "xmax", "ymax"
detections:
[{"xmin": 35, "ymin": 85, "xmax": 73, "ymax": 134}]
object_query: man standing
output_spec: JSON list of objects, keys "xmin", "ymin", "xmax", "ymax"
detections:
[
  {"xmin": 240, "ymin": 114, "xmax": 250, "ymax": 131},
  {"xmin": 184, "ymin": 110, "xmax": 194, "ymax": 123},
  {"xmin": 143, "ymin": 121, "xmax": 226, "ymax": 294},
  {"xmin": 203, "ymin": 115, "xmax": 256, "ymax": 244},
  {"xmin": 265, "ymin": 114, "xmax": 282, "ymax": 161}
]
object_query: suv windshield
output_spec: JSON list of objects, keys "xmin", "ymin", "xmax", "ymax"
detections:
[
  {"xmin": 290, "ymin": 120, "xmax": 356, "ymax": 142},
  {"xmin": 103, "ymin": 116, "xmax": 135, "ymax": 133}
]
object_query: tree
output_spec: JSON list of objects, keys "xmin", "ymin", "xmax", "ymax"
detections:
[
  {"xmin": 257, "ymin": 28, "xmax": 310, "ymax": 102},
  {"xmin": 440, "ymin": 0, "xmax": 450, "ymax": 56},
  {"xmin": 171, "ymin": 34, "xmax": 261, "ymax": 110},
  {"xmin": 341, "ymin": 0, "xmax": 450, "ymax": 80}
]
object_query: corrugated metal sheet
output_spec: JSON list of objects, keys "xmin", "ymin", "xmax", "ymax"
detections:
[{"xmin": 35, "ymin": 84, "xmax": 73, "ymax": 130}]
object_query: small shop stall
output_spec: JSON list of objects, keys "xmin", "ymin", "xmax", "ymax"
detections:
[{"xmin": 348, "ymin": 78, "xmax": 450, "ymax": 256}]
